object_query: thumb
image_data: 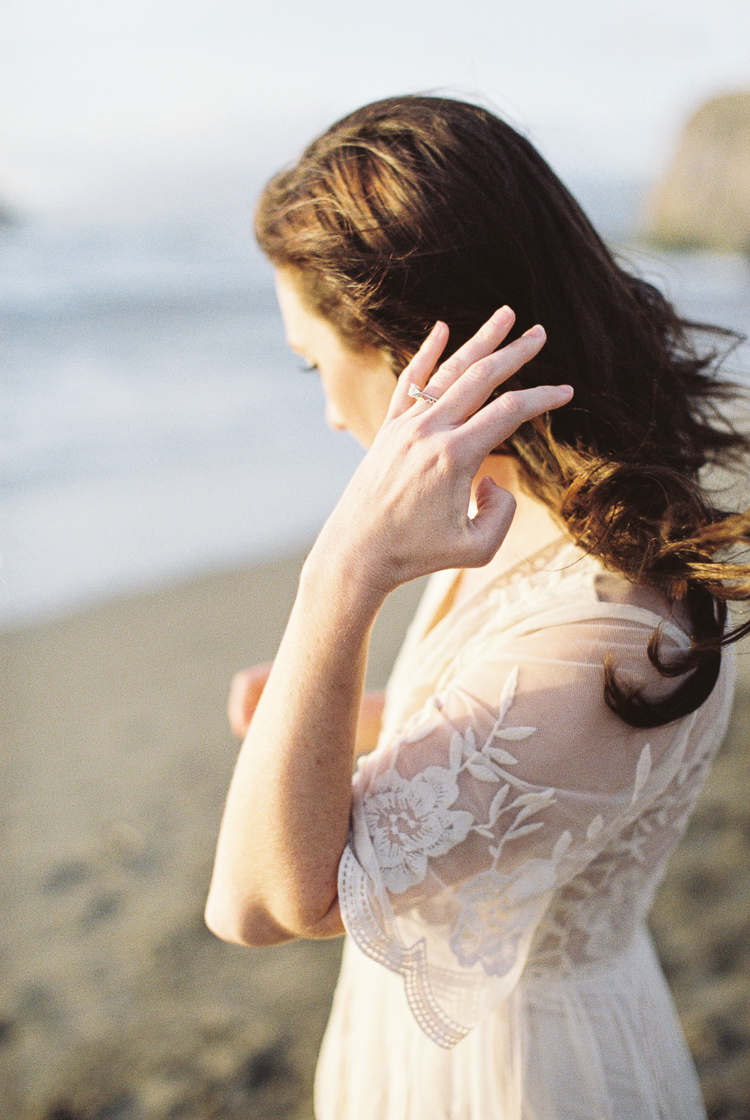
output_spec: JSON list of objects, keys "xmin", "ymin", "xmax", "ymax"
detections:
[{"xmin": 468, "ymin": 477, "xmax": 517, "ymax": 563}]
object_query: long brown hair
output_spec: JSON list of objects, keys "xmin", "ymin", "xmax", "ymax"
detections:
[{"xmin": 255, "ymin": 94, "xmax": 750, "ymax": 728}]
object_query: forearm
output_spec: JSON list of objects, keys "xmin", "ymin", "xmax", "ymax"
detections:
[{"xmin": 205, "ymin": 549, "xmax": 383, "ymax": 945}]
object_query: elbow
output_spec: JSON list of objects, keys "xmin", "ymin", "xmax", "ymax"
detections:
[
  {"xmin": 204, "ymin": 890, "xmax": 296, "ymax": 948},
  {"xmin": 204, "ymin": 885, "xmax": 343, "ymax": 945}
]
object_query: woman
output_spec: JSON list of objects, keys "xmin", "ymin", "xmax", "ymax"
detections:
[{"xmin": 205, "ymin": 96, "xmax": 749, "ymax": 1118}]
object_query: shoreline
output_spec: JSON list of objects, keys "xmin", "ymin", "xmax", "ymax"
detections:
[{"xmin": 1, "ymin": 553, "xmax": 748, "ymax": 1118}]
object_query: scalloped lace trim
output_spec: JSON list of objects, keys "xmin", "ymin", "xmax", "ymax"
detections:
[{"xmin": 338, "ymin": 845, "xmax": 469, "ymax": 1048}]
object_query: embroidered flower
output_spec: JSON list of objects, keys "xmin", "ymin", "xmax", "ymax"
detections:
[{"xmin": 363, "ymin": 766, "xmax": 474, "ymax": 894}]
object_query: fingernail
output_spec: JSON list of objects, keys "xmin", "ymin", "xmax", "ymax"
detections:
[
  {"xmin": 523, "ymin": 324, "xmax": 545, "ymax": 340},
  {"xmin": 559, "ymin": 384, "xmax": 574, "ymax": 397},
  {"xmin": 491, "ymin": 306, "xmax": 513, "ymax": 324}
]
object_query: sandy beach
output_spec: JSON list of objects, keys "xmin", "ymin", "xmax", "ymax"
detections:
[{"xmin": 1, "ymin": 550, "xmax": 748, "ymax": 1120}]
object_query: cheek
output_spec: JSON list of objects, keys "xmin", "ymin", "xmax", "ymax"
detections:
[
  {"xmin": 318, "ymin": 366, "xmax": 352, "ymax": 429},
  {"xmin": 368, "ymin": 372, "xmax": 398, "ymax": 425}
]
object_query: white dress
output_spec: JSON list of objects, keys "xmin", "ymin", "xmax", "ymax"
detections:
[{"xmin": 314, "ymin": 539, "xmax": 734, "ymax": 1120}]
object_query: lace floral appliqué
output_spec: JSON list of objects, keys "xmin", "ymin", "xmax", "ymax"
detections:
[
  {"xmin": 363, "ymin": 766, "xmax": 474, "ymax": 894},
  {"xmin": 361, "ymin": 667, "xmax": 544, "ymax": 897}
]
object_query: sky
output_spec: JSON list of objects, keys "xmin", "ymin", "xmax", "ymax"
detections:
[{"xmin": 1, "ymin": 0, "xmax": 750, "ymax": 221}]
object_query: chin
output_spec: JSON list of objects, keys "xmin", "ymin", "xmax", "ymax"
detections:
[{"xmin": 352, "ymin": 429, "xmax": 374, "ymax": 449}]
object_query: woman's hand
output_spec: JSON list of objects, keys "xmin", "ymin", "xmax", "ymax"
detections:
[
  {"xmin": 227, "ymin": 663, "xmax": 273, "ymax": 738},
  {"xmin": 309, "ymin": 307, "xmax": 572, "ymax": 603},
  {"xmin": 228, "ymin": 661, "xmax": 385, "ymax": 755}
]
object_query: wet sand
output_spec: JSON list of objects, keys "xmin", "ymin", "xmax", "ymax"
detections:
[{"xmin": 1, "ymin": 552, "xmax": 748, "ymax": 1119}]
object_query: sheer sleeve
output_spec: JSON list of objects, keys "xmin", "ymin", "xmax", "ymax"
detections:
[{"xmin": 338, "ymin": 611, "xmax": 700, "ymax": 1046}]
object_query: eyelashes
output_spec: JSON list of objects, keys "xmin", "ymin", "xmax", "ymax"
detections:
[{"xmin": 300, "ymin": 361, "xmax": 319, "ymax": 374}]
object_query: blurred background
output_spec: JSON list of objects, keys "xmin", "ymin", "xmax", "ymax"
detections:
[
  {"xmin": 1, "ymin": 1, "xmax": 750, "ymax": 1118},
  {"xmin": 2, "ymin": 0, "xmax": 750, "ymax": 626}
]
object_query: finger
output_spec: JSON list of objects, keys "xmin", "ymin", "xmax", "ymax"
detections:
[
  {"xmin": 228, "ymin": 684, "xmax": 250, "ymax": 737},
  {"xmin": 227, "ymin": 670, "xmax": 251, "ymax": 736},
  {"xmin": 431, "ymin": 324, "xmax": 547, "ymax": 424},
  {"xmin": 388, "ymin": 320, "xmax": 449, "ymax": 418},
  {"xmin": 462, "ymin": 382, "xmax": 574, "ymax": 460},
  {"xmin": 422, "ymin": 306, "xmax": 515, "ymax": 399},
  {"xmin": 453, "ymin": 478, "xmax": 517, "ymax": 569},
  {"xmin": 227, "ymin": 666, "xmax": 268, "ymax": 737}
]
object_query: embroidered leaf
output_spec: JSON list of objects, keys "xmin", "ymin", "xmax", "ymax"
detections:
[
  {"xmin": 509, "ymin": 805, "xmax": 542, "ymax": 830},
  {"xmin": 486, "ymin": 747, "xmax": 519, "ymax": 766},
  {"xmin": 506, "ymin": 821, "xmax": 545, "ymax": 840},
  {"xmin": 473, "ymin": 826, "xmax": 496, "ymax": 839},
  {"xmin": 466, "ymin": 759, "xmax": 499, "ymax": 782},
  {"xmin": 586, "ymin": 815, "xmax": 604, "ymax": 842},
  {"xmin": 495, "ymin": 726, "xmax": 536, "ymax": 741},
  {"xmin": 499, "ymin": 665, "xmax": 519, "ymax": 704},
  {"xmin": 506, "ymin": 791, "xmax": 555, "ymax": 831},
  {"xmin": 632, "ymin": 743, "xmax": 652, "ymax": 804},
  {"xmin": 448, "ymin": 732, "xmax": 463, "ymax": 772},
  {"xmin": 553, "ymin": 830, "xmax": 573, "ymax": 860},
  {"xmin": 497, "ymin": 665, "xmax": 519, "ymax": 722},
  {"xmin": 463, "ymin": 726, "xmax": 477, "ymax": 755},
  {"xmin": 488, "ymin": 784, "xmax": 510, "ymax": 826},
  {"xmin": 511, "ymin": 789, "xmax": 556, "ymax": 807}
]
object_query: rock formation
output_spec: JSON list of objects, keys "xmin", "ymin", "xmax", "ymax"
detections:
[{"xmin": 647, "ymin": 90, "xmax": 750, "ymax": 253}]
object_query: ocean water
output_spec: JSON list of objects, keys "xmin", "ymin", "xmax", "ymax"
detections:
[
  {"xmin": 0, "ymin": 218, "xmax": 363, "ymax": 627},
  {"xmin": 1, "ymin": 195, "xmax": 749, "ymax": 629}
]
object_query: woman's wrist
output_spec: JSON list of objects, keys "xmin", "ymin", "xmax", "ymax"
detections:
[{"xmin": 301, "ymin": 531, "xmax": 391, "ymax": 623}]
